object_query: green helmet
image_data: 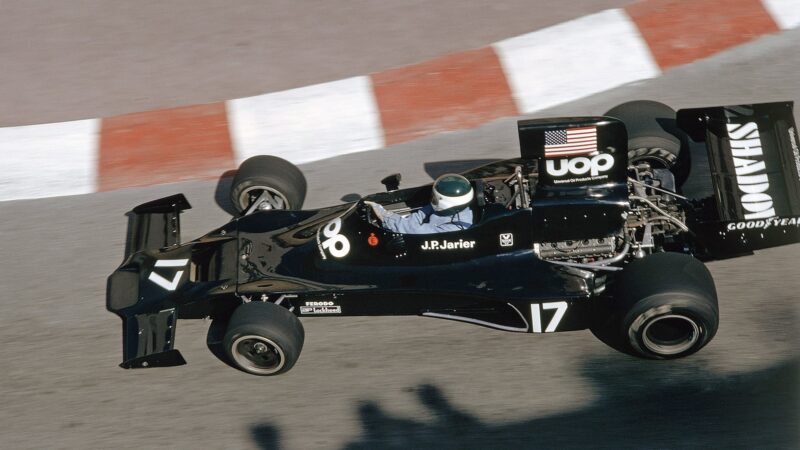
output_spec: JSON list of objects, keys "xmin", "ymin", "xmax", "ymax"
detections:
[{"xmin": 431, "ymin": 174, "xmax": 474, "ymax": 213}]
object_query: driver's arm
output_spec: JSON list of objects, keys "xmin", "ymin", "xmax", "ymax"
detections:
[
  {"xmin": 365, "ymin": 202, "xmax": 440, "ymax": 234},
  {"xmin": 364, "ymin": 201, "xmax": 390, "ymax": 221}
]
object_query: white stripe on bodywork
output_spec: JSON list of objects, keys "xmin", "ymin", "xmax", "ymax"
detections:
[
  {"xmin": 154, "ymin": 259, "xmax": 189, "ymax": 267},
  {"xmin": 422, "ymin": 304, "xmax": 529, "ymax": 332},
  {"xmin": 0, "ymin": 119, "xmax": 99, "ymax": 201},
  {"xmin": 148, "ymin": 271, "xmax": 185, "ymax": 291},
  {"xmin": 493, "ymin": 9, "xmax": 660, "ymax": 114},
  {"xmin": 228, "ymin": 76, "xmax": 385, "ymax": 165},
  {"xmin": 762, "ymin": 0, "xmax": 800, "ymax": 29}
]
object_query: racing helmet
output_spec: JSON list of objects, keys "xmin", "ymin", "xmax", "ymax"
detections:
[{"xmin": 431, "ymin": 174, "xmax": 474, "ymax": 213}]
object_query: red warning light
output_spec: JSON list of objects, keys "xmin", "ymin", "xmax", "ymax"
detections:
[{"xmin": 368, "ymin": 233, "xmax": 379, "ymax": 247}]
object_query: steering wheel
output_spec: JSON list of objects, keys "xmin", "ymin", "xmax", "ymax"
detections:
[{"xmin": 357, "ymin": 200, "xmax": 381, "ymax": 227}]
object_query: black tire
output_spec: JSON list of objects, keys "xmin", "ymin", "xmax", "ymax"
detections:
[
  {"xmin": 591, "ymin": 252, "xmax": 719, "ymax": 359},
  {"xmin": 230, "ymin": 155, "xmax": 307, "ymax": 213},
  {"xmin": 605, "ymin": 100, "xmax": 691, "ymax": 187},
  {"xmin": 223, "ymin": 302, "xmax": 305, "ymax": 376}
]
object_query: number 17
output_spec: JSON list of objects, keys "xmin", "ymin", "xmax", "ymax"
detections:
[{"xmin": 531, "ymin": 302, "xmax": 568, "ymax": 333}]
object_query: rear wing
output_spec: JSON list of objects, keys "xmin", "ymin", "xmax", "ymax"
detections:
[
  {"xmin": 678, "ymin": 102, "xmax": 800, "ymax": 256},
  {"xmin": 125, "ymin": 194, "xmax": 191, "ymax": 258},
  {"xmin": 678, "ymin": 101, "xmax": 800, "ymax": 220}
]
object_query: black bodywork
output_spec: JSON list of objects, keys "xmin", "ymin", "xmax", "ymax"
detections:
[{"xmin": 107, "ymin": 101, "xmax": 800, "ymax": 369}]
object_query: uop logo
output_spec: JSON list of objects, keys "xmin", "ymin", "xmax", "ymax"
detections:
[
  {"xmin": 727, "ymin": 122, "xmax": 776, "ymax": 219},
  {"xmin": 317, "ymin": 217, "xmax": 350, "ymax": 259},
  {"xmin": 545, "ymin": 153, "xmax": 614, "ymax": 182}
]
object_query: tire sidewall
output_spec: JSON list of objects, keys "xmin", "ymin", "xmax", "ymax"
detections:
[
  {"xmin": 622, "ymin": 293, "xmax": 718, "ymax": 359},
  {"xmin": 223, "ymin": 302, "xmax": 304, "ymax": 376},
  {"xmin": 226, "ymin": 332, "xmax": 289, "ymax": 375},
  {"xmin": 230, "ymin": 155, "xmax": 307, "ymax": 213},
  {"xmin": 230, "ymin": 177, "xmax": 300, "ymax": 212}
]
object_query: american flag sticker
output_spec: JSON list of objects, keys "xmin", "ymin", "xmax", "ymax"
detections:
[{"xmin": 544, "ymin": 126, "xmax": 597, "ymax": 157}]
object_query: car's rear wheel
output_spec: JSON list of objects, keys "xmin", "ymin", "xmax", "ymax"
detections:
[
  {"xmin": 230, "ymin": 155, "xmax": 307, "ymax": 214},
  {"xmin": 223, "ymin": 301, "xmax": 305, "ymax": 376},
  {"xmin": 591, "ymin": 252, "xmax": 719, "ymax": 359},
  {"xmin": 604, "ymin": 100, "xmax": 691, "ymax": 187}
]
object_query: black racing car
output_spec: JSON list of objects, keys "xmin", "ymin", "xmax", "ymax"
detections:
[{"xmin": 107, "ymin": 100, "xmax": 800, "ymax": 375}]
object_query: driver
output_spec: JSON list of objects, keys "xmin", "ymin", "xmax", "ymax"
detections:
[{"xmin": 365, "ymin": 174, "xmax": 474, "ymax": 234}]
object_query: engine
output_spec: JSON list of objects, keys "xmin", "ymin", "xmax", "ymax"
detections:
[
  {"xmin": 533, "ymin": 161, "xmax": 689, "ymax": 266},
  {"xmin": 624, "ymin": 163, "xmax": 688, "ymax": 257},
  {"xmin": 535, "ymin": 237, "xmax": 617, "ymax": 261}
]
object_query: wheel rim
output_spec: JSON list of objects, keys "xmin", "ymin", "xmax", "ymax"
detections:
[
  {"xmin": 238, "ymin": 186, "xmax": 290, "ymax": 211},
  {"xmin": 641, "ymin": 314, "xmax": 700, "ymax": 356},
  {"xmin": 230, "ymin": 335, "xmax": 286, "ymax": 375}
]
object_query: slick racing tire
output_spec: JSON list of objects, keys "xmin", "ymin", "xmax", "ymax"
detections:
[
  {"xmin": 604, "ymin": 100, "xmax": 690, "ymax": 187},
  {"xmin": 223, "ymin": 301, "xmax": 305, "ymax": 376},
  {"xmin": 230, "ymin": 155, "xmax": 307, "ymax": 213},
  {"xmin": 591, "ymin": 252, "xmax": 719, "ymax": 359}
]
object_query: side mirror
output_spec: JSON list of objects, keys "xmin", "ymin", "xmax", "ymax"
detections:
[{"xmin": 380, "ymin": 173, "xmax": 401, "ymax": 191}]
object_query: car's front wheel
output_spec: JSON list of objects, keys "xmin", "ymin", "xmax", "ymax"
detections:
[
  {"xmin": 223, "ymin": 301, "xmax": 305, "ymax": 376},
  {"xmin": 230, "ymin": 155, "xmax": 307, "ymax": 214}
]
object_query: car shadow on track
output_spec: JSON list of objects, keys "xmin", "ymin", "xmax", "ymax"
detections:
[{"xmin": 249, "ymin": 356, "xmax": 798, "ymax": 449}]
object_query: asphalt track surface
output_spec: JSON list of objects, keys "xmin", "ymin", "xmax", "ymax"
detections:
[
  {"xmin": 0, "ymin": 0, "xmax": 629, "ymax": 126},
  {"xmin": 0, "ymin": 24, "xmax": 798, "ymax": 448}
]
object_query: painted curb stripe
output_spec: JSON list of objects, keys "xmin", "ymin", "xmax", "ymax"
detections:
[
  {"xmin": 2, "ymin": 0, "xmax": 799, "ymax": 202},
  {"xmin": 0, "ymin": 119, "xmax": 99, "ymax": 201},
  {"xmin": 762, "ymin": 0, "xmax": 800, "ymax": 30},
  {"xmin": 628, "ymin": 0, "xmax": 780, "ymax": 70},
  {"xmin": 98, "ymin": 103, "xmax": 234, "ymax": 191},
  {"xmin": 228, "ymin": 76, "xmax": 384, "ymax": 165},
  {"xmin": 494, "ymin": 8, "xmax": 660, "ymax": 114},
  {"xmin": 373, "ymin": 47, "xmax": 517, "ymax": 146}
]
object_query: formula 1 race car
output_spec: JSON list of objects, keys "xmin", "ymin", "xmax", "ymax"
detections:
[{"xmin": 107, "ymin": 100, "xmax": 800, "ymax": 375}]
